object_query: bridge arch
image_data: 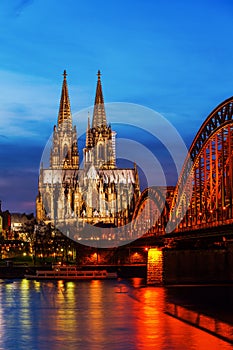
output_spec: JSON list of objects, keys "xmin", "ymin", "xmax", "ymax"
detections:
[
  {"xmin": 169, "ymin": 96, "xmax": 233, "ymax": 232},
  {"xmin": 132, "ymin": 186, "xmax": 171, "ymax": 235}
]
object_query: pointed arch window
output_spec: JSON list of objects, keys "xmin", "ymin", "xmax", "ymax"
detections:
[
  {"xmin": 63, "ymin": 144, "xmax": 68, "ymax": 159},
  {"xmin": 98, "ymin": 144, "xmax": 104, "ymax": 160}
]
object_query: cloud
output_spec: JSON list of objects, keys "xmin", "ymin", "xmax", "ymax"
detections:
[
  {"xmin": 0, "ymin": 70, "xmax": 92, "ymax": 143},
  {"xmin": 0, "ymin": 163, "xmax": 39, "ymax": 213},
  {"xmin": 0, "ymin": 72, "xmax": 59, "ymax": 142},
  {"xmin": 13, "ymin": 0, "xmax": 34, "ymax": 17}
]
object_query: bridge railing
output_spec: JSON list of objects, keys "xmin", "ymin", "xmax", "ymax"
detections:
[{"xmin": 173, "ymin": 218, "xmax": 233, "ymax": 234}]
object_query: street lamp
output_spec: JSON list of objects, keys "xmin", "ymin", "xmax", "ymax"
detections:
[{"xmin": 222, "ymin": 206, "xmax": 226, "ymax": 224}]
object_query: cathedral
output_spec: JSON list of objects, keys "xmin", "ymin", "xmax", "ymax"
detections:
[{"xmin": 36, "ymin": 71, "xmax": 140, "ymax": 243}]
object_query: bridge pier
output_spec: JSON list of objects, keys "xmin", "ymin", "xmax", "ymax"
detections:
[{"xmin": 147, "ymin": 248, "xmax": 164, "ymax": 284}]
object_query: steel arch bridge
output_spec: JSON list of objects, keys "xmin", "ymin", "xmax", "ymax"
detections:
[
  {"xmin": 131, "ymin": 186, "xmax": 171, "ymax": 236},
  {"xmin": 133, "ymin": 96, "xmax": 233, "ymax": 236}
]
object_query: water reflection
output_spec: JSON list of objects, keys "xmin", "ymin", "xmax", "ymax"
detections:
[{"xmin": 0, "ymin": 279, "xmax": 232, "ymax": 349}]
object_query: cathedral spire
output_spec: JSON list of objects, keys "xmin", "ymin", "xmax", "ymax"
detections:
[
  {"xmin": 86, "ymin": 112, "xmax": 92, "ymax": 148},
  {"xmin": 92, "ymin": 70, "xmax": 107, "ymax": 128},
  {"xmin": 94, "ymin": 70, "xmax": 104, "ymax": 105},
  {"xmin": 58, "ymin": 70, "xmax": 72, "ymax": 126},
  {"xmin": 87, "ymin": 111, "xmax": 90, "ymax": 129}
]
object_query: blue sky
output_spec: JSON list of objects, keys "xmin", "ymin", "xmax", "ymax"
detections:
[{"xmin": 0, "ymin": 0, "xmax": 233, "ymax": 213}]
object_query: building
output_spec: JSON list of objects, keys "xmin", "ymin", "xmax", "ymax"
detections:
[
  {"xmin": 36, "ymin": 71, "xmax": 140, "ymax": 243},
  {"xmin": 11, "ymin": 212, "xmax": 35, "ymax": 240},
  {"xmin": 0, "ymin": 201, "xmax": 11, "ymax": 239}
]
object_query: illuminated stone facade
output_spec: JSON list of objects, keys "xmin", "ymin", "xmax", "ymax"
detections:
[{"xmin": 36, "ymin": 71, "xmax": 140, "ymax": 238}]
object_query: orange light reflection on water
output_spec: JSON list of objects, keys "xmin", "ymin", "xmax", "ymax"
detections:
[
  {"xmin": 88, "ymin": 280, "xmax": 106, "ymax": 344},
  {"xmin": 0, "ymin": 280, "xmax": 232, "ymax": 349},
  {"xmin": 135, "ymin": 286, "xmax": 232, "ymax": 349},
  {"xmin": 135, "ymin": 287, "xmax": 165, "ymax": 348}
]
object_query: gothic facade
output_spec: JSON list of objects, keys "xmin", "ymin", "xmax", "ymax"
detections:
[{"xmin": 36, "ymin": 71, "xmax": 140, "ymax": 241}]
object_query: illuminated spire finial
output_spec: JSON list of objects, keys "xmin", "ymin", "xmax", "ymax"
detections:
[{"xmin": 63, "ymin": 70, "xmax": 67, "ymax": 79}]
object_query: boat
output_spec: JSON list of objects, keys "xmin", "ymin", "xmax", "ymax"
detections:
[
  {"xmin": 24, "ymin": 265, "xmax": 118, "ymax": 280},
  {"xmin": 115, "ymin": 284, "xmax": 128, "ymax": 293}
]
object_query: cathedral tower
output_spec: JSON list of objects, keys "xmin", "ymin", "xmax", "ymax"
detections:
[
  {"xmin": 36, "ymin": 70, "xmax": 140, "ymax": 241},
  {"xmin": 83, "ymin": 71, "xmax": 116, "ymax": 170},
  {"xmin": 50, "ymin": 70, "xmax": 79, "ymax": 169}
]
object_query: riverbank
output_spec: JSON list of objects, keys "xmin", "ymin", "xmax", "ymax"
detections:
[{"xmin": 165, "ymin": 284, "xmax": 233, "ymax": 344}]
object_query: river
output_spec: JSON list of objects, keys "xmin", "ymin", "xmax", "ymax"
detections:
[{"xmin": 0, "ymin": 278, "xmax": 232, "ymax": 349}]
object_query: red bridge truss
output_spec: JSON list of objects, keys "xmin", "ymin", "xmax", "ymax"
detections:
[{"xmin": 133, "ymin": 96, "xmax": 233, "ymax": 236}]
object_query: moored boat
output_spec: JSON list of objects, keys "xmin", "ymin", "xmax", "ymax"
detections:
[{"xmin": 25, "ymin": 265, "xmax": 117, "ymax": 280}]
